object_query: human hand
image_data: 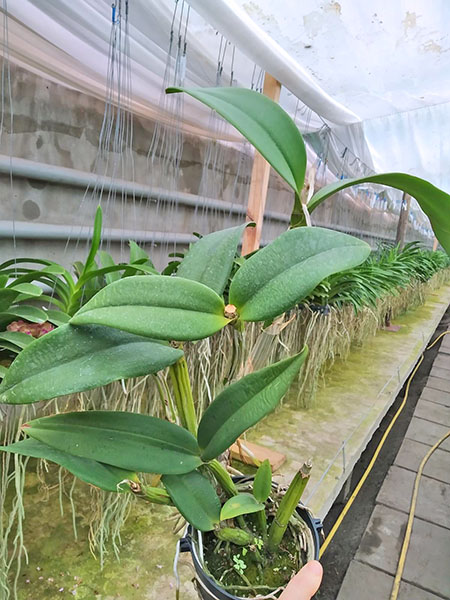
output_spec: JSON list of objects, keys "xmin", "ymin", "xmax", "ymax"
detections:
[{"xmin": 279, "ymin": 560, "xmax": 323, "ymax": 600}]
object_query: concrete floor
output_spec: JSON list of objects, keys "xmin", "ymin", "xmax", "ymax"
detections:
[{"xmin": 336, "ymin": 333, "xmax": 450, "ymax": 600}]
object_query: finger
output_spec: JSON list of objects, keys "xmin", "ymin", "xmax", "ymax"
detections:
[{"xmin": 281, "ymin": 560, "xmax": 323, "ymax": 600}]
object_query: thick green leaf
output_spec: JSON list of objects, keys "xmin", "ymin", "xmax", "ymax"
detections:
[
  {"xmin": 220, "ymin": 493, "xmax": 264, "ymax": 521},
  {"xmin": 0, "ymin": 290, "xmax": 19, "ymax": 312},
  {"xmin": 22, "ymin": 411, "xmax": 202, "ymax": 475},
  {"xmin": 129, "ymin": 241, "xmax": 154, "ymax": 267},
  {"xmin": 0, "ymin": 323, "xmax": 183, "ymax": 404},
  {"xmin": 162, "ymin": 470, "xmax": 221, "ymax": 531},
  {"xmin": 229, "ymin": 227, "xmax": 371, "ymax": 322},
  {"xmin": 43, "ymin": 309, "xmax": 70, "ymax": 327},
  {"xmin": 177, "ymin": 224, "xmax": 251, "ymax": 295},
  {"xmin": 71, "ymin": 275, "xmax": 229, "ymax": 341},
  {"xmin": 198, "ymin": 350, "xmax": 308, "ymax": 461},
  {"xmin": 0, "ymin": 306, "xmax": 48, "ymax": 328},
  {"xmin": 8, "ymin": 282, "xmax": 43, "ymax": 297},
  {"xmin": 83, "ymin": 206, "xmax": 103, "ymax": 275},
  {"xmin": 0, "ymin": 438, "xmax": 136, "ymax": 492},
  {"xmin": 98, "ymin": 251, "xmax": 121, "ymax": 285},
  {"xmin": 167, "ymin": 87, "xmax": 306, "ymax": 196},
  {"xmin": 253, "ymin": 459, "xmax": 272, "ymax": 503},
  {"xmin": 308, "ymin": 173, "xmax": 450, "ymax": 254},
  {"xmin": 0, "ymin": 331, "xmax": 33, "ymax": 350},
  {"xmin": 0, "ymin": 283, "xmax": 44, "ymax": 312},
  {"xmin": 0, "ymin": 365, "xmax": 7, "ymax": 378}
]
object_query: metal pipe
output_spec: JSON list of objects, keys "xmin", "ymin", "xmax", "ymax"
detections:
[
  {"xmin": 1, "ymin": 218, "xmax": 400, "ymax": 251},
  {"xmin": 0, "ymin": 155, "xmax": 290, "ymax": 223},
  {"xmin": 0, "ymin": 217, "xmax": 398, "ymax": 248},
  {"xmin": 0, "ymin": 220, "xmax": 198, "ymax": 245},
  {"xmin": 0, "ymin": 220, "xmax": 280, "ymax": 249}
]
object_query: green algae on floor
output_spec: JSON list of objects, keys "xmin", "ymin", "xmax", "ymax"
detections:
[{"xmin": 12, "ymin": 467, "xmax": 198, "ymax": 600}]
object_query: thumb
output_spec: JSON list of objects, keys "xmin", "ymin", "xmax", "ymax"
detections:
[{"xmin": 280, "ymin": 560, "xmax": 323, "ymax": 600}]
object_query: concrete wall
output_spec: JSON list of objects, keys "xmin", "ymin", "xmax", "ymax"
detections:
[{"xmin": 0, "ymin": 64, "xmax": 292, "ymax": 270}]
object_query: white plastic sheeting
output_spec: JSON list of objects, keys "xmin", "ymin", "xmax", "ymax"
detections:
[
  {"xmin": 232, "ymin": 0, "xmax": 450, "ymax": 121},
  {"xmin": 187, "ymin": 0, "xmax": 360, "ymax": 125},
  {"xmin": 2, "ymin": 0, "xmax": 449, "ymax": 192},
  {"xmin": 3, "ymin": 0, "xmax": 340, "ymax": 136},
  {"xmin": 198, "ymin": 0, "xmax": 450, "ymax": 192}
]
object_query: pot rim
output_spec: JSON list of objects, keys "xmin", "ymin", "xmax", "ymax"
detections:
[{"xmin": 181, "ymin": 501, "xmax": 322, "ymax": 600}]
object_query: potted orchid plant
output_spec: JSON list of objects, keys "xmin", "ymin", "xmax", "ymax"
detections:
[
  {"xmin": 0, "ymin": 86, "xmax": 449, "ymax": 598},
  {"xmin": 0, "ymin": 220, "xmax": 370, "ymax": 598}
]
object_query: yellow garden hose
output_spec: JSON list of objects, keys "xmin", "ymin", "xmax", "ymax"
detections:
[
  {"xmin": 319, "ymin": 355, "xmax": 423, "ymax": 557},
  {"xmin": 389, "ymin": 428, "xmax": 450, "ymax": 600},
  {"xmin": 319, "ymin": 330, "xmax": 450, "ymax": 562}
]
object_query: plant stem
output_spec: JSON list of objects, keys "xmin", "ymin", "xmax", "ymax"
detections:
[
  {"xmin": 152, "ymin": 374, "xmax": 176, "ymax": 421},
  {"xmin": 207, "ymin": 461, "xmax": 251, "ymax": 530},
  {"xmin": 221, "ymin": 584, "xmax": 276, "ymax": 592},
  {"xmin": 207, "ymin": 459, "xmax": 238, "ymax": 497},
  {"xmin": 267, "ymin": 461, "xmax": 312, "ymax": 552},
  {"xmin": 161, "ymin": 374, "xmax": 177, "ymax": 421},
  {"xmin": 178, "ymin": 355, "xmax": 197, "ymax": 433},
  {"xmin": 256, "ymin": 509, "xmax": 268, "ymax": 541},
  {"xmin": 169, "ymin": 355, "xmax": 197, "ymax": 436},
  {"xmin": 234, "ymin": 569, "xmax": 256, "ymax": 595},
  {"xmin": 168, "ymin": 365, "xmax": 186, "ymax": 426},
  {"xmin": 132, "ymin": 484, "xmax": 173, "ymax": 505},
  {"xmin": 215, "ymin": 527, "xmax": 253, "ymax": 545}
]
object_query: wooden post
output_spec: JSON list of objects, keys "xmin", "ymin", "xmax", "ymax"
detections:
[
  {"xmin": 241, "ymin": 73, "xmax": 281, "ymax": 256},
  {"xmin": 395, "ymin": 192, "xmax": 411, "ymax": 249}
]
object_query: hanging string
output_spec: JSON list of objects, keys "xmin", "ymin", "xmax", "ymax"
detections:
[
  {"xmin": 297, "ymin": 104, "xmax": 435, "ymax": 245},
  {"xmin": 140, "ymin": 0, "xmax": 193, "ymax": 262},
  {"xmin": 0, "ymin": 1, "xmax": 15, "ymax": 267},
  {"xmin": 59, "ymin": 0, "xmax": 136, "ymax": 269}
]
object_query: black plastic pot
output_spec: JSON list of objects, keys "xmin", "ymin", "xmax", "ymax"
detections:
[{"xmin": 179, "ymin": 478, "xmax": 322, "ymax": 600}]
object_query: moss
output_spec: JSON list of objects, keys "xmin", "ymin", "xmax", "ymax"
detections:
[
  {"xmin": 202, "ymin": 526, "xmax": 305, "ymax": 598},
  {"xmin": 10, "ymin": 465, "xmax": 197, "ymax": 599}
]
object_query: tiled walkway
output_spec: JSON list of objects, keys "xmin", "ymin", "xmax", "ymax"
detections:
[{"xmin": 336, "ymin": 333, "xmax": 450, "ymax": 600}]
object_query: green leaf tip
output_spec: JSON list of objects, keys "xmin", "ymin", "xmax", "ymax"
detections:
[
  {"xmin": 22, "ymin": 411, "xmax": 202, "ymax": 475},
  {"xmin": 230, "ymin": 227, "xmax": 371, "ymax": 322},
  {"xmin": 308, "ymin": 173, "xmax": 450, "ymax": 255},
  {"xmin": 220, "ymin": 493, "xmax": 264, "ymax": 521},
  {"xmin": 198, "ymin": 348, "xmax": 308, "ymax": 461},
  {"xmin": 166, "ymin": 86, "xmax": 306, "ymax": 197}
]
